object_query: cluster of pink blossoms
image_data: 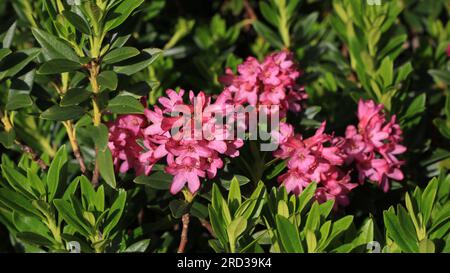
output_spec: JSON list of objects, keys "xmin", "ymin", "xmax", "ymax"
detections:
[
  {"xmin": 274, "ymin": 99, "xmax": 406, "ymax": 208},
  {"xmin": 108, "ymin": 50, "xmax": 407, "ymax": 209},
  {"xmin": 219, "ymin": 51, "xmax": 307, "ymax": 117},
  {"xmin": 108, "ymin": 89, "xmax": 244, "ymax": 194},
  {"xmin": 342, "ymin": 99, "xmax": 406, "ymax": 192},
  {"xmin": 274, "ymin": 122, "xmax": 358, "ymax": 208}
]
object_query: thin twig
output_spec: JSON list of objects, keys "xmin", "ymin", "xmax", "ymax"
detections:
[
  {"xmin": 91, "ymin": 147, "xmax": 100, "ymax": 187},
  {"xmin": 243, "ymin": 0, "xmax": 257, "ymax": 20},
  {"xmin": 177, "ymin": 213, "xmax": 190, "ymax": 253},
  {"xmin": 243, "ymin": 0, "xmax": 257, "ymax": 31},
  {"xmin": 199, "ymin": 218, "xmax": 215, "ymax": 238},
  {"xmin": 15, "ymin": 140, "xmax": 48, "ymax": 170},
  {"xmin": 63, "ymin": 121, "xmax": 86, "ymax": 175},
  {"xmin": 1, "ymin": 111, "xmax": 47, "ymax": 169},
  {"xmin": 137, "ymin": 207, "xmax": 145, "ymax": 225}
]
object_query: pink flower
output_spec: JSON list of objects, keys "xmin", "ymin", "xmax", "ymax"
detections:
[
  {"xmin": 219, "ymin": 50, "xmax": 307, "ymax": 117},
  {"xmin": 107, "ymin": 115, "xmax": 149, "ymax": 174},
  {"xmin": 343, "ymin": 99, "xmax": 406, "ymax": 191},
  {"xmin": 166, "ymin": 156, "xmax": 205, "ymax": 194},
  {"xmin": 447, "ymin": 44, "xmax": 450, "ymax": 57},
  {"xmin": 273, "ymin": 122, "xmax": 358, "ymax": 209},
  {"xmin": 108, "ymin": 89, "xmax": 244, "ymax": 195}
]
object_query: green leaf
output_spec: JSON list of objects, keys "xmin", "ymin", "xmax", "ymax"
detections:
[
  {"xmin": 429, "ymin": 69, "xmax": 450, "ymax": 85},
  {"xmin": 404, "ymin": 193, "xmax": 420, "ymax": 236},
  {"xmin": 103, "ymin": 47, "xmax": 140, "ymax": 64},
  {"xmin": 306, "ymin": 229, "xmax": 317, "ymax": 253},
  {"xmin": 53, "ymin": 199, "xmax": 91, "ymax": 237},
  {"xmin": 46, "ymin": 145, "xmax": 68, "ymax": 201},
  {"xmin": 0, "ymin": 49, "xmax": 41, "ymax": 80},
  {"xmin": 41, "ymin": 105, "xmax": 85, "ymax": 121},
  {"xmin": 266, "ymin": 161, "xmax": 286, "ymax": 180},
  {"xmin": 298, "ymin": 182, "xmax": 317, "ymax": 213},
  {"xmin": 227, "ymin": 216, "xmax": 247, "ymax": 253},
  {"xmin": 62, "ymin": 10, "xmax": 91, "ymax": 35},
  {"xmin": 321, "ymin": 215, "xmax": 354, "ymax": 250},
  {"xmin": 16, "ymin": 232, "xmax": 54, "ymax": 247},
  {"xmin": 0, "ymin": 129, "xmax": 15, "ymax": 148},
  {"xmin": 103, "ymin": 189, "xmax": 127, "ymax": 235},
  {"xmin": 31, "ymin": 28, "xmax": 81, "ymax": 62},
  {"xmin": 104, "ymin": 0, "xmax": 145, "ymax": 31},
  {"xmin": 378, "ymin": 57, "xmax": 393, "ymax": 87},
  {"xmin": 275, "ymin": 215, "xmax": 303, "ymax": 253},
  {"xmin": 62, "ymin": 177, "xmax": 80, "ymax": 201},
  {"xmin": 5, "ymin": 93, "xmax": 33, "ymax": 111},
  {"xmin": 352, "ymin": 217, "xmax": 375, "ymax": 252},
  {"xmin": 419, "ymin": 239, "xmax": 435, "ymax": 253},
  {"xmin": 88, "ymin": 123, "xmax": 109, "ymax": 151},
  {"xmin": 212, "ymin": 184, "xmax": 231, "ymax": 225},
  {"xmin": 421, "ymin": 177, "xmax": 439, "ymax": 225},
  {"xmin": 190, "ymin": 201, "xmax": 209, "ymax": 219},
  {"xmin": 113, "ymin": 48, "xmax": 162, "ymax": 75},
  {"xmin": 234, "ymin": 182, "xmax": 266, "ymax": 221},
  {"xmin": 277, "ymin": 200, "xmax": 289, "ymax": 218},
  {"xmin": 3, "ymin": 22, "xmax": 17, "ymax": 48},
  {"xmin": 220, "ymin": 175, "xmax": 250, "ymax": 190},
  {"xmin": 434, "ymin": 118, "xmax": 450, "ymax": 140},
  {"xmin": 97, "ymin": 70, "xmax": 118, "ymax": 90},
  {"xmin": 133, "ymin": 172, "xmax": 172, "ymax": 190},
  {"xmin": 318, "ymin": 200, "xmax": 334, "ymax": 219},
  {"xmin": 79, "ymin": 175, "xmax": 97, "ymax": 211},
  {"xmin": 37, "ymin": 59, "xmax": 82, "ymax": 74},
  {"xmin": 60, "ymin": 88, "xmax": 91, "ymax": 106},
  {"xmin": 305, "ymin": 202, "xmax": 321, "ymax": 231},
  {"xmin": 259, "ymin": 2, "xmax": 278, "ymax": 27},
  {"xmin": 395, "ymin": 62, "xmax": 413, "ymax": 84},
  {"xmin": 13, "ymin": 212, "xmax": 50, "ymax": 235},
  {"xmin": 383, "ymin": 209, "xmax": 419, "ymax": 252},
  {"xmin": 1, "ymin": 163, "xmax": 34, "ymax": 198},
  {"xmin": 208, "ymin": 206, "xmax": 228, "ymax": 246},
  {"xmin": 252, "ymin": 21, "xmax": 284, "ymax": 49},
  {"xmin": 97, "ymin": 148, "xmax": 116, "ymax": 189},
  {"xmin": 228, "ymin": 177, "xmax": 241, "ymax": 213},
  {"xmin": 124, "ymin": 239, "xmax": 150, "ymax": 253},
  {"xmin": 402, "ymin": 93, "xmax": 426, "ymax": 124},
  {"xmin": 169, "ymin": 199, "xmax": 189, "ymax": 219},
  {"xmin": 0, "ymin": 188, "xmax": 40, "ymax": 217},
  {"xmin": 0, "ymin": 48, "xmax": 12, "ymax": 62},
  {"xmin": 107, "ymin": 95, "xmax": 144, "ymax": 114}
]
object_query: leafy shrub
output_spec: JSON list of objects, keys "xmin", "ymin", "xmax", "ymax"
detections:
[{"xmin": 0, "ymin": 0, "xmax": 449, "ymax": 253}]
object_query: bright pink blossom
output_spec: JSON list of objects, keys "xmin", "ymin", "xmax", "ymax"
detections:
[
  {"xmin": 274, "ymin": 122, "xmax": 358, "ymax": 209},
  {"xmin": 220, "ymin": 51, "xmax": 307, "ymax": 117},
  {"xmin": 343, "ymin": 99, "xmax": 406, "ymax": 191},
  {"xmin": 108, "ymin": 89, "xmax": 244, "ymax": 195}
]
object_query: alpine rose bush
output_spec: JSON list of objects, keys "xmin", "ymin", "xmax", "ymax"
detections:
[
  {"xmin": 1, "ymin": 0, "xmax": 449, "ymax": 255},
  {"xmin": 108, "ymin": 51, "xmax": 407, "ymax": 208}
]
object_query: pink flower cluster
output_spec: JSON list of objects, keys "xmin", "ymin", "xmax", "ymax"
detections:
[
  {"xmin": 274, "ymin": 99, "xmax": 406, "ymax": 208},
  {"xmin": 342, "ymin": 99, "xmax": 406, "ymax": 192},
  {"xmin": 108, "ymin": 89, "xmax": 244, "ymax": 195},
  {"xmin": 108, "ymin": 50, "xmax": 407, "ymax": 209},
  {"xmin": 274, "ymin": 122, "xmax": 358, "ymax": 208},
  {"xmin": 219, "ymin": 51, "xmax": 307, "ymax": 117}
]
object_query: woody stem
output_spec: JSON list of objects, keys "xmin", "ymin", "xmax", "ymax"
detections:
[
  {"xmin": 63, "ymin": 121, "xmax": 86, "ymax": 174},
  {"xmin": 177, "ymin": 213, "xmax": 190, "ymax": 253}
]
